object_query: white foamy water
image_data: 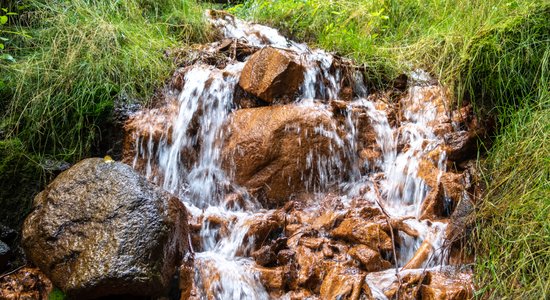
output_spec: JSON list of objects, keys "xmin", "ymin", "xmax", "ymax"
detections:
[{"xmin": 129, "ymin": 12, "xmax": 458, "ymax": 299}]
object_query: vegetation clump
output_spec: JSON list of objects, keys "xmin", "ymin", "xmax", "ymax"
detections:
[
  {"xmin": 0, "ymin": 0, "xmax": 211, "ymax": 230},
  {"xmin": 1, "ymin": 0, "xmax": 210, "ymax": 162}
]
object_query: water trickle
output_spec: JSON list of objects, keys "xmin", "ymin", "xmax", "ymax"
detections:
[{"xmin": 124, "ymin": 11, "xmax": 473, "ymax": 299}]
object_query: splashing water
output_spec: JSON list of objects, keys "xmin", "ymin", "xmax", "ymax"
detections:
[{"xmin": 127, "ymin": 11, "xmax": 464, "ymax": 299}]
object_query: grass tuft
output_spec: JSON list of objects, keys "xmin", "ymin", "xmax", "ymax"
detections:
[
  {"xmin": 475, "ymin": 104, "xmax": 549, "ymax": 298},
  {"xmin": 0, "ymin": 0, "xmax": 211, "ymax": 162}
]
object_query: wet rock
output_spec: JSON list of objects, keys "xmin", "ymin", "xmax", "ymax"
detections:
[
  {"xmin": 277, "ymin": 249, "xmax": 295, "ymax": 265},
  {"xmin": 122, "ymin": 97, "xmax": 180, "ymax": 173},
  {"xmin": 179, "ymin": 258, "xmax": 195, "ymax": 300},
  {"xmin": 253, "ymin": 245, "xmax": 278, "ymax": 267},
  {"xmin": 331, "ymin": 217, "xmax": 393, "ymax": 251},
  {"xmin": 233, "ymin": 85, "xmax": 268, "ymax": 109},
  {"xmin": 222, "ymin": 104, "xmax": 347, "ymax": 206},
  {"xmin": 282, "ymin": 289, "xmax": 317, "ymax": 300},
  {"xmin": 22, "ymin": 158, "xmax": 189, "ymax": 299},
  {"xmin": 295, "ymin": 245, "xmax": 323, "ymax": 288},
  {"xmin": 311, "ymin": 210, "xmax": 346, "ymax": 232},
  {"xmin": 239, "ymin": 47, "xmax": 305, "ymax": 103},
  {"xmin": 252, "ymin": 237, "xmax": 287, "ymax": 267},
  {"xmin": 420, "ymin": 271, "xmax": 473, "ymax": 300},
  {"xmin": 300, "ymin": 237, "xmax": 325, "ymax": 250},
  {"xmin": 383, "ymin": 272, "xmax": 425, "ymax": 300},
  {"xmin": 402, "ymin": 239, "xmax": 433, "ymax": 270},
  {"xmin": 244, "ymin": 212, "xmax": 285, "ymax": 249},
  {"xmin": 445, "ymin": 191, "xmax": 476, "ymax": 265},
  {"xmin": 255, "ymin": 266, "xmax": 285, "ymax": 291},
  {"xmin": 192, "ymin": 258, "xmax": 221, "ymax": 300},
  {"xmin": 349, "ymin": 245, "xmax": 392, "ymax": 272},
  {"xmin": 319, "ymin": 265, "xmax": 366, "ymax": 300},
  {"xmin": 0, "ymin": 267, "xmax": 52, "ymax": 300},
  {"xmin": 418, "ymin": 160, "xmax": 466, "ymax": 220}
]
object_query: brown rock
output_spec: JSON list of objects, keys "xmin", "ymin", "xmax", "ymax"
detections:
[
  {"xmin": 331, "ymin": 218, "xmax": 393, "ymax": 251},
  {"xmin": 319, "ymin": 265, "xmax": 365, "ymax": 300},
  {"xmin": 122, "ymin": 98, "xmax": 180, "ymax": 174},
  {"xmin": 252, "ymin": 237, "xmax": 287, "ymax": 266},
  {"xmin": 179, "ymin": 259, "xmax": 195, "ymax": 300},
  {"xmin": 384, "ymin": 272, "xmax": 425, "ymax": 300},
  {"xmin": 243, "ymin": 212, "xmax": 284, "ymax": 249},
  {"xmin": 300, "ymin": 237, "xmax": 325, "ymax": 250},
  {"xmin": 0, "ymin": 267, "xmax": 52, "ymax": 300},
  {"xmin": 402, "ymin": 239, "xmax": 433, "ymax": 270},
  {"xmin": 255, "ymin": 266, "xmax": 285, "ymax": 291},
  {"xmin": 418, "ymin": 160, "xmax": 466, "ymax": 220},
  {"xmin": 21, "ymin": 158, "xmax": 189, "ymax": 299},
  {"xmin": 295, "ymin": 246, "xmax": 323, "ymax": 287},
  {"xmin": 253, "ymin": 245, "xmax": 278, "ymax": 266},
  {"xmin": 420, "ymin": 271, "xmax": 473, "ymax": 300},
  {"xmin": 277, "ymin": 249, "xmax": 295, "ymax": 265},
  {"xmin": 349, "ymin": 245, "xmax": 392, "ymax": 272},
  {"xmin": 282, "ymin": 289, "xmax": 317, "ymax": 300},
  {"xmin": 239, "ymin": 47, "xmax": 305, "ymax": 103},
  {"xmin": 443, "ymin": 130, "xmax": 479, "ymax": 163},
  {"xmin": 221, "ymin": 104, "xmax": 352, "ymax": 206},
  {"xmin": 311, "ymin": 210, "xmax": 346, "ymax": 231}
]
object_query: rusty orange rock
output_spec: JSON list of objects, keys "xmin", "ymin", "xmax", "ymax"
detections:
[
  {"xmin": 255, "ymin": 266, "xmax": 285, "ymax": 291},
  {"xmin": 417, "ymin": 159, "xmax": 466, "ymax": 220},
  {"xmin": 349, "ymin": 245, "xmax": 392, "ymax": 272},
  {"xmin": 239, "ymin": 47, "xmax": 305, "ymax": 103},
  {"xmin": 420, "ymin": 271, "xmax": 474, "ymax": 300},
  {"xmin": 319, "ymin": 265, "xmax": 366, "ymax": 300},
  {"xmin": 331, "ymin": 217, "xmax": 393, "ymax": 251},
  {"xmin": 221, "ymin": 104, "xmax": 347, "ymax": 206}
]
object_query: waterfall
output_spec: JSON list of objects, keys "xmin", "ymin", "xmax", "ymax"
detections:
[{"xmin": 125, "ymin": 11, "xmax": 470, "ymax": 299}]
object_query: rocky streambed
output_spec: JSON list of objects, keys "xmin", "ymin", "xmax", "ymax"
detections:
[{"xmin": 4, "ymin": 11, "xmax": 485, "ymax": 300}]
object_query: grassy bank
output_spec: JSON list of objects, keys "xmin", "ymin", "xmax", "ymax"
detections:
[
  {"xmin": 0, "ymin": 0, "xmax": 211, "ymax": 229},
  {"xmin": 234, "ymin": 0, "xmax": 549, "ymax": 298},
  {"xmin": 1, "ymin": 0, "xmax": 210, "ymax": 161}
]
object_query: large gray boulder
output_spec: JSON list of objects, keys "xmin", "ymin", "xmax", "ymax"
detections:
[{"xmin": 22, "ymin": 158, "xmax": 189, "ymax": 299}]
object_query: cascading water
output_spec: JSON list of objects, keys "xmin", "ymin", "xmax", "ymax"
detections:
[{"xmin": 126, "ymin": 11, "xmax": 473, "ymax": 299}]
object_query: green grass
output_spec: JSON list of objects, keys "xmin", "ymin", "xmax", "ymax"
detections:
[
  {"xmin": 0, "ymin": 0, "xmax": 211, "ymax": 231},
  {"xmin": 234, "ymin": 0, "xmax": 550, "ymax": 298},
  {"xmin": 475, "ymin": 104, "xmax": 549, "ymax": 298},
  {"xmin": 1, "ymin": 0, "xmax": 211, "ymax": 162},
  {"xmin": 232, "ymin": 0, "xmax": 549, "ymax": 108}
]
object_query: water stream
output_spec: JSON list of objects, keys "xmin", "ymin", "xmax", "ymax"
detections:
[{"xmin": 128, "ymin": 12, "xmax": 463, "ymax": 299}]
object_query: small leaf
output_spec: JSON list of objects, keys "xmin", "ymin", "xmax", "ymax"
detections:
[
  {"xmin": 0, "ymin": 37, "xmax": 8, "ymax": 41},
  {"xmin": 0, "ymin": 15, "xmax": 7, "ymax": 25},
  {"xmin": 0, "ymin": 43, "xmax": 4, "ymax": 50},
  {"xmin": 0, "ymin": 53, "xmax": 15, "ymax": 62}
]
